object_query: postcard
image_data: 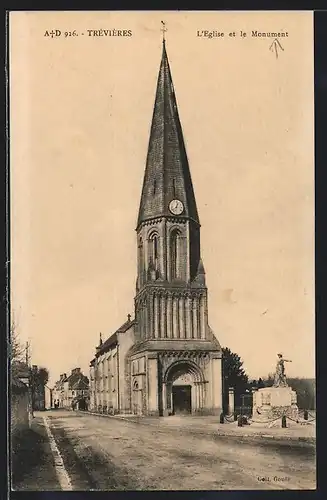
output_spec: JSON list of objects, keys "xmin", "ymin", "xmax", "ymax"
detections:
[{"xmin": 9, "ymin": 10, "xmax": 315, "ymax": 491}]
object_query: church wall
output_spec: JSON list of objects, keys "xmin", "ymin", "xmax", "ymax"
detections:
[
  {"xmin": 89, "ymin": 345, "xmax": 119, "ymax": 413},
  {"xmin": 117, "ymin": 327, "xmax": 135, "ymax": 414},
  {"xmin": 130, "ymin": 355, "xmax": 147, "ymax": 415},
  {"xmin": 147, "ymin": 355, "xmax": 159, "ymax": 416},
  {"xmin": 197, "ymin": 355, "xmax": 222, "ymax": 415}
]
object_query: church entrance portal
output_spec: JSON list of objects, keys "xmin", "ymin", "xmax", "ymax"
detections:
[
  {"xmin": 172, "ymin": 385, "xmax": 191, "ymax": 414},
  {"xmin": 163, "ymin": 359, "xmax": 206, "ymax": 415}
]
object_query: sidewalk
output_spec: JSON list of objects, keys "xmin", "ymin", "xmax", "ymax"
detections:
[
  {"xmin": 11, "ymin": 416, "xmax": 61, "ymax": 491},
  {"xmin": 84, "ymin": 412, "xmax": 316, "ymax": 442}
]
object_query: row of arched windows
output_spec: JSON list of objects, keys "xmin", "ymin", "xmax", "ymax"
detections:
[{"xmin": 138, "ymin": 229, "xmax": 181, "ymax": 281}]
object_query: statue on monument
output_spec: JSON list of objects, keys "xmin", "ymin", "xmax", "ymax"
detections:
[
  {"xmin": 252, "ymin": 353, "xmax": 298, "ymax": 421},
  {"xmin": 273, "ymin": 353, "xmax": 292, "ymax": 387}
]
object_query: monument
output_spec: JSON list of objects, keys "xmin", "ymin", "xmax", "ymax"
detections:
[{"xmin": 252, "ymin": 354, "xmax": 298, "ymax": 421}]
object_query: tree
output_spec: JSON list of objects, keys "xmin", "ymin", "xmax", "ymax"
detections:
[
  {"xmin": 262, "ymin": 373, "xmax": 275, "ymax": 387},
  {"xmin": 222, "ymin": 347, "xmax": 249, "ymax": 411},
  {"xmin": 249, "ymin": 378, "xmax": 265, "ymax": 390},
  {"xmin": 9, "ymin": 321, "xmax": 28, "ymax": 379},
  {"xmin": 29, "ymin": 366, "xmax": 49, "ymax": 410},
  {"xmin": 287, "ymin": 378, "xmax": 315, "ymax": 410},
  {"xmin": 259, "ymin": 375, "xmax": 315, "ymax": 409},
  {"xmin": 9, "ymin": 321, "xmax": 24, "ymax": 361}
]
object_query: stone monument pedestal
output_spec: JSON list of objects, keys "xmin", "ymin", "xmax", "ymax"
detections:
[{"xmin": 252, "ymin": 386, "xmax": 298, "ymax": 421}]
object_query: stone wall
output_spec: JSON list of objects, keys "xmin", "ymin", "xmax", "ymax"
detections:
[{"xmin": 11, "ymin": 391, "xmax": 29, "ymax": 436}]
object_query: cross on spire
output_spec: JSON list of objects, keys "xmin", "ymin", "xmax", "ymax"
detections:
[{"xmin": 161, "ymin": 21, "xmax": 167, "ymax": 43}]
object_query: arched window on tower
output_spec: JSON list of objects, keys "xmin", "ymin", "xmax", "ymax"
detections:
[
  {"xmin": 138, "ymin": 237, "xmax": 144, "ymax": 280},
  {"xmin": 149, "ymin": 233, "xmax": 159, "ymax": 279},
  {"xmin": 170, "ymin": 230, "xmax": 180, "ymax": 280},
  {"xmin": 153, "ymin": 236, "xmax": 158, "ymax": 262}
]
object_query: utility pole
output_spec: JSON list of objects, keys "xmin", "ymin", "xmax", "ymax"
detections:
[
  {"xmin": 26, "ymin": 341, "xmax": 34, "ymax": 424},
  {"xmin": 25, "ymin": 341, "xmax": 30, "ymax": 366}
]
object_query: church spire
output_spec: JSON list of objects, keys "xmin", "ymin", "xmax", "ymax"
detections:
[
  {"xmin": 161, "ymin": 20, "xmax": 167, "ymax": 44},
  {"xmin": 137, "ymin": 38, "xmax": 199, "ymax": 229}
]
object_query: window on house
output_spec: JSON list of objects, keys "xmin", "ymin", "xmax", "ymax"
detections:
[{"xmin": 153, "ymin": 180, "xmax": 157, "ymax": 195}]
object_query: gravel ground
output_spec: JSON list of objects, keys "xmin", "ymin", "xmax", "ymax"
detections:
[{"xmin": 45, "ymin": 410, "xmax": 316, "ymax": 491}]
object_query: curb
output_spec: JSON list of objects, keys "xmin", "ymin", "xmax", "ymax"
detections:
[{"xmin": 79, "ymin": 411, "xmax": 315, "ymax": 443}]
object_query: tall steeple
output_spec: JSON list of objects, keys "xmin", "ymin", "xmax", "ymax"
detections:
[
  {"xmin": 137, "ymin": 40, "xmax": 199, "ymax": 229},
  {"xmin": 134, "ymin": 37, "xmax": 209, "ymax": 345}
]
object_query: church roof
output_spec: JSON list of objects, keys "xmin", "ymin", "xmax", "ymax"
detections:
[
  {"xmin": 137, "ymin": 41, "xmax": 199, "ymax": 229},
  {"xmin": 96, "ymin": 332, "xmax": 118, "ymax": 356},
  {"xmin": 95, "ymin": 318, "xmax": 135, "ymax": 358}
]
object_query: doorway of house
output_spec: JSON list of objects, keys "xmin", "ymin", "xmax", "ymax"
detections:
[{"xmin": 172, "ymin": 385, "xmax": 192, "ymax": 414}]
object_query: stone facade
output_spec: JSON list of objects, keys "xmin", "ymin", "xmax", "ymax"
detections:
[
  {"xmin": 89, "ymin": 41, "xmax": 222, "ymax": 416},
  {"xmin": 53, "ymin": 368, "xmax": 90, "ymax": 409}
]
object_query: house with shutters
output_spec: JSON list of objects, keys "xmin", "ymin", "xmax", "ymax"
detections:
[{"xmin": 53, "ymin": 368, "xmax": 89, "ymax": 410}]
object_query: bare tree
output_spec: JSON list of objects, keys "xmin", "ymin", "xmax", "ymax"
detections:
[{"xmin": 9, "ymin": 320, "xmax": 28, "ymax": 378}]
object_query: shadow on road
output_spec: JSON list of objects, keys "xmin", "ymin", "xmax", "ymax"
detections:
[
  {"xmin": 11, "ymin": 422, "xmax": 59, "ymax": 490},
  {"xmin": 49, "ymin": 422, "xmax": 138, "ymax": 490}
]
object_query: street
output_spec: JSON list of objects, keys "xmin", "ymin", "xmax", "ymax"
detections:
[{"xmin": 13, "ymin": 410, "xmax": 316, "ymax": 491}]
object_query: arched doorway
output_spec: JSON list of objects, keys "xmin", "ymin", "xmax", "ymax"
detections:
[
  {"xmin": 77, "ymin": 398, "xmax": 87, "ymax": 411},
  {"xmin": 164, "ymin": 360, "xmax": 205, "ymax": 415},
  {"xmin": 132, "ymin": 379, "xmax": 143, "ymax": 415}
]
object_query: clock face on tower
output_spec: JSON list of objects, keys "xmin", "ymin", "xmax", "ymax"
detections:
[{"xmin": 169, "ymin": 199, "xmax": 184, "ymax": 215}]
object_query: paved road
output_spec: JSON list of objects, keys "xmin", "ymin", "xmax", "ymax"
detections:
[{"xmin": 42, "ymin": 410, "xmax": 315, "ymax": 491}]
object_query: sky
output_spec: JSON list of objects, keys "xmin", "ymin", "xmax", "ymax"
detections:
[{"xmin": 10, "ymin": 11, "xmax": 315, "ymax": 385}]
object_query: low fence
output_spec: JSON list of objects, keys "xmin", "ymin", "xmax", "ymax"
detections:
[
  {"xmin": 222, "ymin": 406, "xmax": 316, "ymax": 426},
  {"xmin": 89, "ymin": 405, "xmax": 121, "ymax": 415}
]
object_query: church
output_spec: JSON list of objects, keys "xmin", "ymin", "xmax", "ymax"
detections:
[{"xmin": 89, "ymin": 39, "xmax": 222, "ymax": 416}]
